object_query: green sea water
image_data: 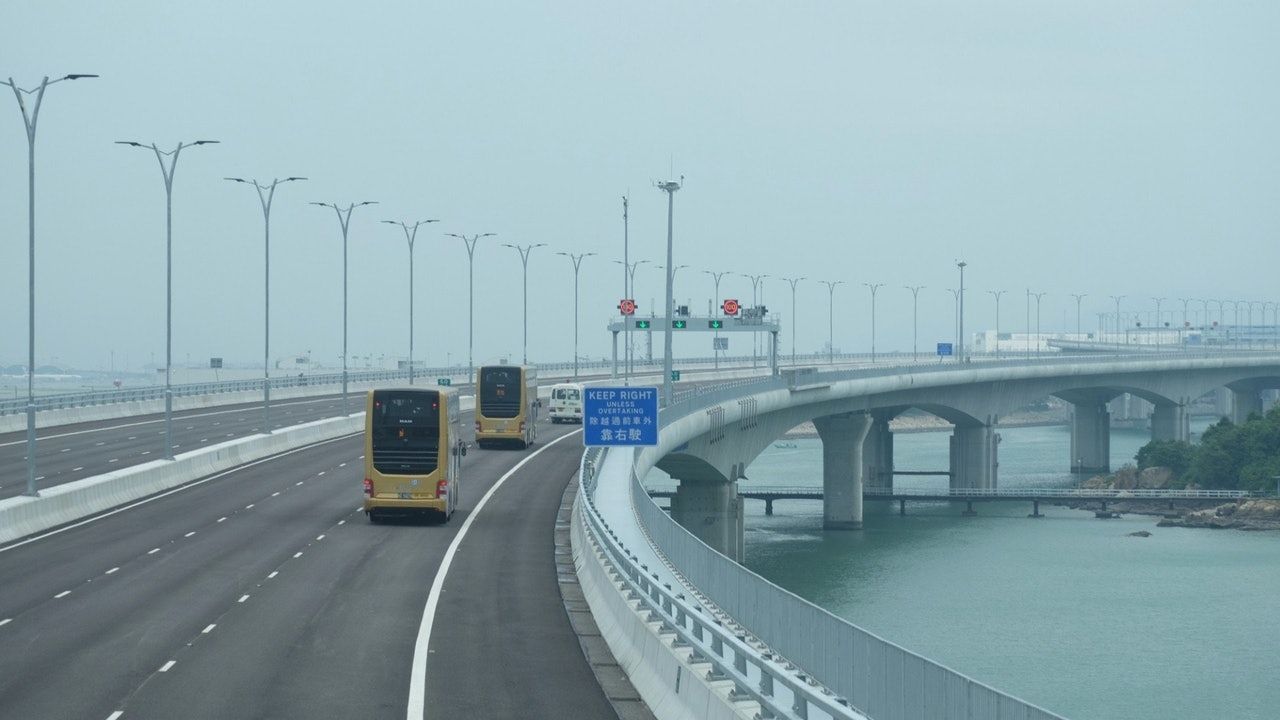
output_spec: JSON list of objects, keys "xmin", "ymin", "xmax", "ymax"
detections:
[{"xmin": 731, "ymin": 423, "xmax": 1280, "ymax": 719}]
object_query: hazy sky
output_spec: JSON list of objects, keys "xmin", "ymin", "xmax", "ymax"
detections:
[{"xmin": 4, "ymin": 1, "xmax": 1278, "ymax": 371}]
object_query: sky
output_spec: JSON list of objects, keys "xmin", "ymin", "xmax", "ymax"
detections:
[{"xmin": 3, "ymin": 1, "xmax": 1278, "ymax": 372}]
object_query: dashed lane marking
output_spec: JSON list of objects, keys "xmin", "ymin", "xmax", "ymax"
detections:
[
  {"xmin": 54, "ymin": 590, "xmax": 71, "ymax": 599},
  {"xmin": 159, "ymin": 660, "xmax": 175, "ymax": 672},
  {"xmin": 147, "ymin": 548, "xmax": 160, "ymax": 555},
  {"xmin": 238, "ymin": 594, "xmax": 249, "ymax": 603},
  {"xmin": 105, "ymin": 567, "xmax": 119, "ymax": 575},
  {"xmin": 202, "ymin": 624, "xmax": 216, "ymax": 634},
  {"xmin": 184, "ymin": 531, "xmax": 196, "ymax": 538},
  {"xmin": 267, "ymin": 571, "xmax": 278, "ymax": 579}
]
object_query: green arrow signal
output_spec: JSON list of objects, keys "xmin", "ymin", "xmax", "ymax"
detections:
[
  {"xmin": 635, "ymin": 320, "xmax": 651, "ymax": 329},
  {"xmin": 708, "ymin": 320, "xmax": 723, "ymax": 329},
  {"xmin": 672, "ymin": 320, "xmax": 687, "ymax": 329}
]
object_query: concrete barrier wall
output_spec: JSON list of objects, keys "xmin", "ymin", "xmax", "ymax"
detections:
[{"xmin": 571, "ymin": 494, "xmax": 751, "ymax": 720}]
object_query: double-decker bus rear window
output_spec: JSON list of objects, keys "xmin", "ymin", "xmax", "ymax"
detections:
[
  {"xmin": 480, "ymin": 366, "xmax": 521, "ymax": 418},
  {"xmin": 371, "ymin": 390, "xmax": 440, "ymax": 475}
]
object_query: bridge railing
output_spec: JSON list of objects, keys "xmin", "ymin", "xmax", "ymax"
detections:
[
  {"xmin": 578, "ymin": 446, "xmax": 865, "ymax": 720},
  {"xmin": 652, "ymin": 485, "xmax": 1249, "ymax": 500}
]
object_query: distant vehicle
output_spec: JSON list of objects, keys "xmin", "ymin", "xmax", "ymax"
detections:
[
  {"xmin": 475, "ymin": 365, "xmax": 539, "ymax": 448},
  {"xmin": 548, "ymin": 382, "xmax": 584, "ymax": 424},
  {"xmin": 363, "ymin": 388, "xmax": 465, "ymax": 523}
]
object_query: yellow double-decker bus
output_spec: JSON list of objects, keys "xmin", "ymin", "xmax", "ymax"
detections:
[
  {"xmin": 363, "ymin": 388, "xmax": 465, "ymax": 523},
  {"xmin": 475, "ymin": 364, "xmax": 539, "ymax": 449}
]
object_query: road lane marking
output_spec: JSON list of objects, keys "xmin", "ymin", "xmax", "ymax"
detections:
[
  {"xmin": 267, "ymin": 571, "xmax": 278, "ymax": 579},
  {"xmin": 316, "ymin": 534, "xmax": 325, "ymax": 541},
  {"xmin": 245, "ymin": 504, "xmax": 254, "ymax": 509},
  {"xmin": 159, "ymin": 660, "xmax": 176, "ymax": 672},
  {"xmin": 108, "ymin": 458, "xmax": 119, "ymax": 463},
  {"xmin": 337, "ymin": 520, "xmax": 346, "ymax": 526},
  {"xmin": 296, "ymin": 481, "xmax": 303, "ymax": 486},
  {"xmin": 184, "ymin": 531, "xmax": 196, "ymax": 538},
  {"xmin": 238, "ymin": 594, "xmax": 249, "ymax": 603},
  {"xmin": 217, "ymin": 517, "xmax": 227, "ymax": 523},
  {"xmin": 338, "ymin": 462, "xmax": 346, "ymax": 468},
  {"xmin": 293, "ymin": 551, "xmax": 303, "ymax": 558},
  {"xmin": 106, "ymin": 567, "xmax": 119, "ymax": 575},
  {"xmin": 141, "ymin": 451, "xmax": 151, "ymax": 455},
  {"xmin": 406, "ymin": 428, "xmax": 581, "ymax": 718},
  {"xmin": 107, "ymin": 711, "xmax": 123, "ymax": 720},
  {"xmin": 60, "ymin": 448, "xmax": 69, "ymax": 453},
  {"xmin": 55, "ymin": 590, "xmax": 71, "ymax": 599},
  {"xmin": 202, "ymin": 624, "xmax": 216, "ymax": 634},
  {"xmin": 317, "ymin": 471, "xmax": 325, "ymax": 476},
  {"xmin": 271, "ymin": 491, "xmax": 280, "ymax": 497},
  {"xmin": 127, "ymin": 436, "xmax": 136, "ymax": 440},
  {"xmin": 0, "ymin": 618, "xmax": 11, "ymax": 627},
  {"xmin": 72, "ymin": 467, "xmax": 83, "ymax": 472},
  {"xmin": 95, "ymin": 442, "xmax": 105, "ymax": 446},
  {"xmin": 148, "ymin": 548, "xmax": 160, "ymax": 554}
]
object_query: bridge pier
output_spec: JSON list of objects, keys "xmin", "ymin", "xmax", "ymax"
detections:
[
  {"xmin": 1151, "ymin": 401, "xmax": 1190, "ymax": 443},
  {"xmin": 668, "ymin": 480, "xmax": 744, "ymax": 562},
  {"xmin": 1069, "ymin": 401, "xmax": 1110, "ymax": 474},
  {"xmin": 1231, "ymin": 387, "xmax": 1264, "ymax": 424},
  {"xmin": 949, "ymin": 420, "xmax": 998, "ymax": 490},
  {"xmin": 814, "ymin": 412, "xmax": 873, "ymax": 530},
  {"xmin": 863, "ymin": 414, "xmax": 894, "ymax": 493}
]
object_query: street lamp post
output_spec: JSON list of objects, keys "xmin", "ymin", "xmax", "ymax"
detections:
[
  {"xmin": 956, "ymin": 261, "xmax": 967, "ymax": 362},
  {"xmin": 781, "ymin": 276, "xmax": 805, "ymax": 366},
  {"xmin": 905, "ymin": 286, "xmax": 925, "ymax": 362},
  {"xmin": 119, "ymin": 139, "xmax": 219, "ymax": 459},
  {"xmin": 558, "ymin": 252, "xmax": 596, "ymax": 379},
  {"xmin": 988, "ymin": 290, "xmax": 1006, "ymax": 358},
  {"xmin": 312, "ymin": 200, "xmax": 376, "ymax": 411},
  {"xmin": 1031, "ymin": 292, "xmax": 1046, "ymax": 356},
  {"xmin": 4, "ymin": 72, "xmax": 98, "ymax": 497},
  {"xmin": 949, "ymin": 289, "xmax": 961, "ymax": 358},
  {"xmin": 819, "ymin": 280, "xmax": 843, "ymax": 364},
  {"xmin": 704, "ymin": 270, "xmax": 730, "ymax": 369},
  {"xmin": 739, "ymin": 272, "xmax": 770, "ymax": 366},
  {"xmin": 502, "ymin": 242, "xmax": 547, "ymax": 364},
  {"xmin": 383, "ymin": 219, "xmax": 438, "ymax": 385},
  {"xmin": 1109, "ymin": 295, "xmax": 1125, "ymax": 345},
  {"xmin": 864, "ymin": 283, "xmax": 884, "ymax": 362},
  {"xmin": 656, "ymin": 178, "xmax": 682, "ymax": 406},
  {"xmin": 446, "ymin": 232, "xmax": 496, "ymax": 384},
  {"xmin": 621, "ymin": 196, "xmax": 630, "ymax": 383},
  {"xmin": 1152, "ymin": 297, "xmax": 1165, "ymax": 348},
  {"xmin": 226, "ymin": 175, "xmax": 306, "ymax": 434},
  {"xmin": 1070, "ymin": 293, "xmax": 1087, "ymax": 342},
  {"xmin": 615, "ymin": 259, "xmax": 650, "ymax": 380}
]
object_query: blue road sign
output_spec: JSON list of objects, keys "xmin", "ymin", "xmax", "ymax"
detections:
[
  {"xmin": 936, "ymin": 342, "xmax": 953, "ymax": 357},
  {"xmin": 583, "ymin": 386, "xmax": 659, "ymax": 447}
]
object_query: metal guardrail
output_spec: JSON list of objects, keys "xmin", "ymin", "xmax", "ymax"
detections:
[
  {"xmin": 652, "ymin": 485, "xmax": 1250, "ymax": 500},
  {"xmin": 579, "ymin": 447, "xmax": 864, "ymax": 720}
]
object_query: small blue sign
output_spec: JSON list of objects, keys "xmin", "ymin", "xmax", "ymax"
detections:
[
  {"xmin": 583, "ymin": 386, "xmax": 659, "ymax": 447},
  {"xmin": 936, "ymin": 342, "xmax": 953, "ymax": 356}
]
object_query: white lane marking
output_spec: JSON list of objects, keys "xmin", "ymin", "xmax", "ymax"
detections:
[
  {"xmin": 106, "ymin": 567, "xmax": 119, "ymax": 575},
  {"xmin": 317, "ymin": 471, "xmax": 325, "ymax": 476},
  {"xmin": 358, "ymin": 455, "xmax": 365, "ymax": 460},
  {"xmin": 108, "ymin": 458, "xmax": 119, "ymax": 463},
  {"xmin": 337, "ymin": 520, "xmax": 345, "ymax": 526},
  {"xmin": 54, "ymin": 590, "xmax": 71, "ymax": 599},
  {"xmin": 225, "ymin": 433, "xmax": 233, "ymax": 437},
  {"xmin": 295, "ymin": 481, "xmax": 303, "ymax": 486},
  {"xmin": 316, "ymin": 534, "xmax": 325, "ymax": 541},
  {"xmin": 35, "ymin": 476, "xmax": 45, "ymax": 481},
  {"xmin": 159, "ymin": 660, "xmax": 176, "ymax": 672},
  {"xmin": 60, "ymin": 448, "xmax": 70, "ymax": 453},
  {"xmin": 214, "ymin": 422, "xmax": 220, "ymax": 426},
  {"xmin": 338, "ymin": 462, "xmax": 346, "ymax": 468},
  {"xmin": 72, "ymin": 467, "xmax": 83, "ymax": 472},
  {"xmin": 202, "ymin": 624, "xmax": 216, "ymax": 634},
  {"xmin": 173, "ymin": 445, "xmax": 180, "ymax": 449},
  {"xmin": 127, "ymin": 436, "xmax": 136, "ymax": 440},
  {"xmin": 293, "ymin": 551, "xmax": 303, "ymax": 558},
  {"xmin": 148, "ymin": 547, "xmax": 160, "ymax": 555},
  {"xmin": 200, "ymin": 438, "xmax": 208, "ymax": 443},
  {"xmin": 217, "ymin": 517, "xmax": 227, "ymax": 523},
  {"xmin": 271, "ymin": 492, "xmax": 280, "ymax": 497},
  {"xmin": 141, "ymin": 451, "xmax": 151, "ymax": 455},
  {"xmin": 107, "ymin": 712, "xmax": 123, "ymax": 720},
  {"xmin": 185, "ymin": 426, "xmax": 194, "ymax": 430},
  {"xmin": 267, "ymin": 571, "xmax": 278, "ymax": 579},
  {"xmin": 238, "ymin": 594, "xmax": 249, "ymax": 603},
  {"xmin": 245, "ymin": 504, "xmax": 255, "ymax": 510},
  {"xmin": 0, "ymin": 618, "xmax": 11, "ymax": 627},
  {"xmin": 95, "ymin": 442, "xmax": 105, "ymax": 446},
  {"xmin": 355, "ymin": 505, "xmax": 363, "ymax": 512},
  {"xmin": 406, "ymin": 428, "xmax": 580, "ymax": 718},
  {"xmin": 184, "ymin": 531, "xmax": 196, "ymax": 538}
]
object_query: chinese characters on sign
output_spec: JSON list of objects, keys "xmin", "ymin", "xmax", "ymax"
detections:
[{"xmin": 583, "ymin": 386, "xmax": 659, "ymax": 446}]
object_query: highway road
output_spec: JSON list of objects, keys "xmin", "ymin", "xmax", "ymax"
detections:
[{"xmin": 0, "ymin": 412, "xmax": 615, "ymax": 719}]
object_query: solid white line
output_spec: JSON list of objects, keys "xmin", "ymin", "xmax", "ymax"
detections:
[
  {"xmin": 405, "ymin": 428, "xmax": 580, "ymax": 719},
  {"xmin": 0, "ymin": 434, "xmax": 360, "ymax": 554},
  {"xmin": 105, "ymin": 567, "xmax": 119, "ymax": 575},
  {"xmin": 238, "ymin": 594, "xmax": 249, "ymax": 603},
  {"xmin": 54, "ymin": 590, "xmax": 71, "ymax": 599},
  {"xmin": 159, "ymin": 660, "xmax": 175, "ymax": 672},
  {"xmin": 106, "ymin": 711, "xmax": 123, "ymax": 720},
  {"xmin": 202, "ymin": 623, "xmax": 216, "ymax": 634}
]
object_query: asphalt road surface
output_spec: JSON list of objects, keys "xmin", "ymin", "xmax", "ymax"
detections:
[{"xmin": 0, "ymin": 412, "xmax": 615, "ymax": 720}]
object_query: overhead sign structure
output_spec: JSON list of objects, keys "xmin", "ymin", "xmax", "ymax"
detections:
[
  {"xmin": 437, "ymin": 378, "xmax": 452, "ymax": 386},
  {"xmin": 722, "ymin": 298, "xmax": 740, "ymax": 316},
  {"xmin": 209, "ymin": 357, "xmax": 223, "ymax": 369},
  {"xmin": 583, "ymin": 386, "xmax": 659, "ymax": 446},
  {"xmin": 618, "ymin": 298, "xmax": 637, "ymax": 316},
  {"xmin": 936, "ymin": 342, "xmax": 953, "ymax": 357},
  {"xmin": 713, "ymin": 337, "xmax": 728, "ymax": 350}
]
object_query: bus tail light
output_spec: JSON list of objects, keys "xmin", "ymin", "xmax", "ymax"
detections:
[
  {"xmin": 436, "ymin": 479, "xmax": 448, "ymax": 497},
  {"xmin": 363, "ymin": 478, "xmax": 374, "ymax": 497},
  {"xmin": 475, "ymin": 421, "xmax": 481, "ymax": 432}
]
